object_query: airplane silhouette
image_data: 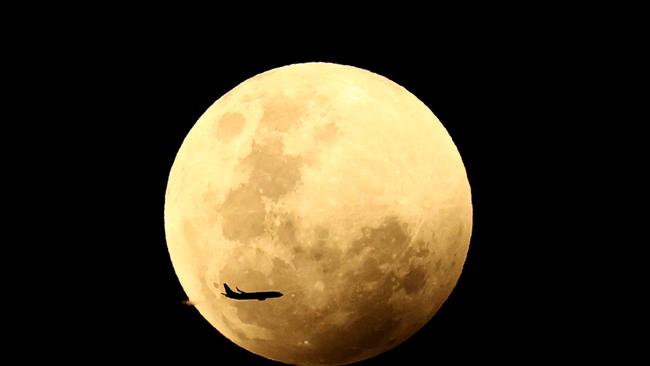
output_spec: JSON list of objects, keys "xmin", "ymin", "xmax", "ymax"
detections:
[{"xmin": 219, "ymin": 283, "xmax": 283, "ymax": 301}]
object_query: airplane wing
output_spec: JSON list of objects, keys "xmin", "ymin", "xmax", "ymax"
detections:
[{"xmin": 236, "ymin": 287, "xmax": 247, "ymax": 293}]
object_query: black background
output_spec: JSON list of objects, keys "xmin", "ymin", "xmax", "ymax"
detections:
[{"xmin": 30, "ymin": 18, "xmax": 624, "ymax": 363}]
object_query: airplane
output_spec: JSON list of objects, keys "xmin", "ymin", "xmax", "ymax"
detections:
[{"xmin": 219, "ymin": 283, "xmax": 283, "ymax": 301}]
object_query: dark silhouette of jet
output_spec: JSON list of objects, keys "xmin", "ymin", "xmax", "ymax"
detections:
[{"xmin": 219, "ymin": 283, "xmax": 283, "ymax": 301}]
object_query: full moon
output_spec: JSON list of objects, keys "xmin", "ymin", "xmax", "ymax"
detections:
[{"xmin": 165, "ymin": 63, "xmax": 472, "ymax": 365}]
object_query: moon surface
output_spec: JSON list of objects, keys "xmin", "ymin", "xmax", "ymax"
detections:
[{"xmin": 165, "ymin": 63, "xmax": 472, "ymax": 365}]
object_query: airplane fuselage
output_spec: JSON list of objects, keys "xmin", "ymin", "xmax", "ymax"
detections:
[
  {"xmin": 220, "ymin": 283, "xmax": 283, "ymax": 301},
  {"xmin": 226, "ymin": 291, "xmax": 283, "ymax": 301}
]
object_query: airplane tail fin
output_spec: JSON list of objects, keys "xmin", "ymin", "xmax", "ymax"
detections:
[{"xmin": 223, "ymin": 283, "xmax": 236, "ymax": 296}]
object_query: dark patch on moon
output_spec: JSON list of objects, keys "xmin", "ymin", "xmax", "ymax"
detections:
[
  {"xmin": 219, "ymin": 185, "xmax": 266, "ymax": 242},
  {"xmin": 240, "ymin": 138, "xmax": 304, "ymax": 201},
  {"xmin": 314, "ymin": 226, "xmax": 329, "ymax": 240},
  {"xmin": 348, "ymin": 216, "xmax": 411, "ymax": 260},
  {"xmin": 218, "ymin": 137, "xmax": 305, "ymax": 244},
  {"xmin": 259, "ymin": 95, "xmax": 307, "ymax": 132},
  {"xmin": 310, "ymin": 247, "xmax": 324, "ymax": 261},
  {"xmin": 277, "ymin": 217, "xmax": 299, "ymax": 247},
  {"xmin": 412, "ymin": 239, "xmax": 431, "ymax": 258},
  {"xmin": 356, "ymin": 256, "xmax": 383, "ymax": 280},
  {"xmin": 278, "ymin": 215, "xmax": 343, "ymax": 273},
  {"xmin": 216, "ymin": 112, "xmax": 246, "ymax": 142},
  {"xmin": 400, "ymin": 265, "xmax": 428, "ymax": 295}
]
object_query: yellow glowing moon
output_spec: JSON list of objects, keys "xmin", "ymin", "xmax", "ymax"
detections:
[{"xmin": 165, "ymin": 63, "xmax": 472, "ymax": 365}]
